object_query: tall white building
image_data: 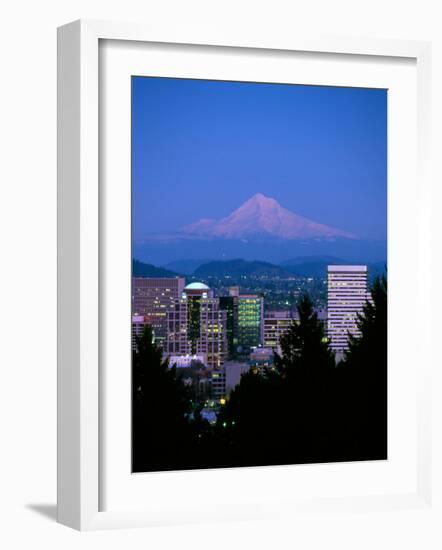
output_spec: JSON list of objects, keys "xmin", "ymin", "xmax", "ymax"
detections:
[{"xmin": 327, "ymin": 265, "xmax": 370, "ymax": 353}]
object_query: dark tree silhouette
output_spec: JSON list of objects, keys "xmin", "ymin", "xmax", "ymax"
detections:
[
  {"xmin": 132, "ymin": 326, "xmax": 194, "ymax": 472},
  {"xmin": 273, "ymin": 294, "xmax": 336, "ymax": 462},
  {"xmin": 344, "ymin": 275, "xmax": 387, "ymax": 370},
  {"xmin": 275, "ymin": 294, "xmax": 335, "ymax": 375},
  {"xmin": 133, "ymin": 282, "xmax": 388, "ymax": 470},
  {"xmin": 335, "ymin": 275, "xmax": 388, "ymax": 460},
  {"xmin": 216, "ymin": 295, "xmax": 336, "ymax": 466}
]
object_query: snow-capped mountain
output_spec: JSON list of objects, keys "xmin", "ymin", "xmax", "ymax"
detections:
[{"xmin": 182, "ymin": 193, "xmax": 356, "ymax": 240}]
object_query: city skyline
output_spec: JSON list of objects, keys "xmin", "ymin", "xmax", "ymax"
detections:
[{"xmin": 132, "ymin": 265, "xmax": 368, "ymax": 360}]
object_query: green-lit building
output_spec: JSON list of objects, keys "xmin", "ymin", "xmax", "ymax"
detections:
[{"xmin": 237, "ymin": 294, "xmax": 263, "ymax": 352}]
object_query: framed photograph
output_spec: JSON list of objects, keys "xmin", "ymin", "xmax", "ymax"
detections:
[{"xmin": 57, "ymin": 20, "xmax": 433, "ymax": 530}]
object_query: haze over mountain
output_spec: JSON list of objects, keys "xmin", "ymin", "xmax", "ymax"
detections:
[
  {"xmin": 133, "ymin": 194, "xmax": 386, "ymax": 265},
  {"xmin": 182, "ymin": 193, "xmax": 356, "ymax": 241}
]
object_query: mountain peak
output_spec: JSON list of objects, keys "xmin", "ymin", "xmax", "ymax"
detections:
[
  {"xmin": 246, "ymin": 193, "xmax": 278, "ymax": 207},
  {"xmin": 182, "ymin": 194, "xmax": 356, "ymax": 241},
  {"xmin": 250, "ymin": 192, "xmax": 271, "ymax": 201}
]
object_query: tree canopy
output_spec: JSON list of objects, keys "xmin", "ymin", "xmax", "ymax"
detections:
[
  {"xmin": 133, "ymin": 278, "xmax": 387, "ymax": 471},
  {"xmin": 132, "ymin": 326, "xmax": 193, "ymax": 471}
]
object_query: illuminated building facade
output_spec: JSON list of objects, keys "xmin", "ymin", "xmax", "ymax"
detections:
[
  {"xmin": 166, "ymin": 282, "xmax": 227, "ymax": 369},
  {"xmin": 237, "ymin": 294, "xmax": 263, "ymax": 352},
  {"xmin": 131, "ymin": 314, "xmax": 149, "ymax": 351},
  {"xmin": 132, "ymin": 277, "xmax": 185, "ymax": 344},
  {"xmin": 263, "ymin": 310, "xmax": 298, "ymax": 353},
  {"xmin": 263, "ymin": 309, "xmax": 328, "ymax": 353},
  {"xmin": 210, "ymin": 369, "xmax": 226, "ymax": 400},
  {"xmin": 249, "ymin": 347, "xmax": 274, "ymax": 369},
  {"xmin": 165, "ymin": 353, "xmax": 207, "ymax": 368},
  {"xmin": 327, "ymin": 265, "xmax": 370, "ymax": 353}
]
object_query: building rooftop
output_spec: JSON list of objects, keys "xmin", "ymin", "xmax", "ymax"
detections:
[
  {"xmin": 184, "ymin": 282, "xmax": 210, "ymax": 290},
  {"xmin": 264, "ymin": 311, "xmax": 296, "ymax": 319},
  {"xmin": 250, "ymin": 347, "xmax": 274, "ymax": 355},
  {"xmin": 327, "ymin": 265, "xmax": 367, "ymax": 272}
]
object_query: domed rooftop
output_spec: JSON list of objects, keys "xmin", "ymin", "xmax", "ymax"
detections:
[{"xmin": 184, "ymin": 282, "xmax": 210, "ymax": 290}]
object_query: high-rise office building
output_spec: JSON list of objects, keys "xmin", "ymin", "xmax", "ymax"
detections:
[
  {"xmin": 237, "ymin": 294, "xmax": 263, "ymax": 352},
  {"xmin": 132, "ymin": 277, "xmax": 185, "ymax": 344},
  {"xmin": 263, "ymin": 310, "xmax": 298, "ymax": 353},
  {"xmin": 327, "ymin": 265, "xmax": 370, "ymax": 353},
  {"xmin": 166, "ymin": 282, "xmax": 227, "ymax": 369},
  {"xmin": 219, "ymin": 286, "xmax": 239, "ymax": 358},
  {"xmin": 263, "ymin": 309, "xmax": 328, "ymax": 354}
]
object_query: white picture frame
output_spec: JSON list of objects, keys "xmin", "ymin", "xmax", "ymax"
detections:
[{"xmin": 57, "ymin": 19, "xmax": 433, "ymax": 531}]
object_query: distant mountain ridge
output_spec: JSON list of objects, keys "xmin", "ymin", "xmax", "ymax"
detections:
[
  {"xmin": 133, "ymin": 257, "xmax": 387, "ymax": 281},
  {"xmin": 182, "ymin": 193, "xmax": 357, "ymax": 241},
  {"xmin": 281, "ymin": 255, "xmax": 346, "ymax": 266},
  {"xmin": 132, "ymin": 259, "xmax": 182, "ymax": 278},
  {"xmin": 283, "ymin": 258, "xmax": 387, "ymax": 279},
  {"xmin": 281, "ymin": 256, "xmax": 347, "ymax": 278},
  {"xmin": 194, "ymin": 259, "xmax": 292, "ymax": 279},
  {"xmin": 163, "ymin": 259, "xmax": 209, "ymax": 275}
]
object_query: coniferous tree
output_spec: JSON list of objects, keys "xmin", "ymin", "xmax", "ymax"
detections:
[
  {"xmin": 132, "ymin": 326, "xmax": 193, "ymax": 471},
  {"xmin": 132, "ymin": 281, "xmax": 388, "ymax": 470},
  {"xmin": 335, "ymin": 275, "xmax": 388, "ymax": 460},
  {"xmin": 273, "ymin": 294, "xmax": 336, "ymax": 461},
  {"xmin": 344, "ymin": 275, "xmax": 387, "ymax": 373},
  {"xmin": 275, "ymin": 294, "xmax": 335, "ymax": 375},
  {"xmin": 216, "ymin": 294, "xmax": 337, "ymax": 466}
]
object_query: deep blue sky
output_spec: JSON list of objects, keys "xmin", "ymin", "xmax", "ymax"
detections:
[{"xmin": 132, "ymin": 77, "xmax": 387, "ymax": 240}]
